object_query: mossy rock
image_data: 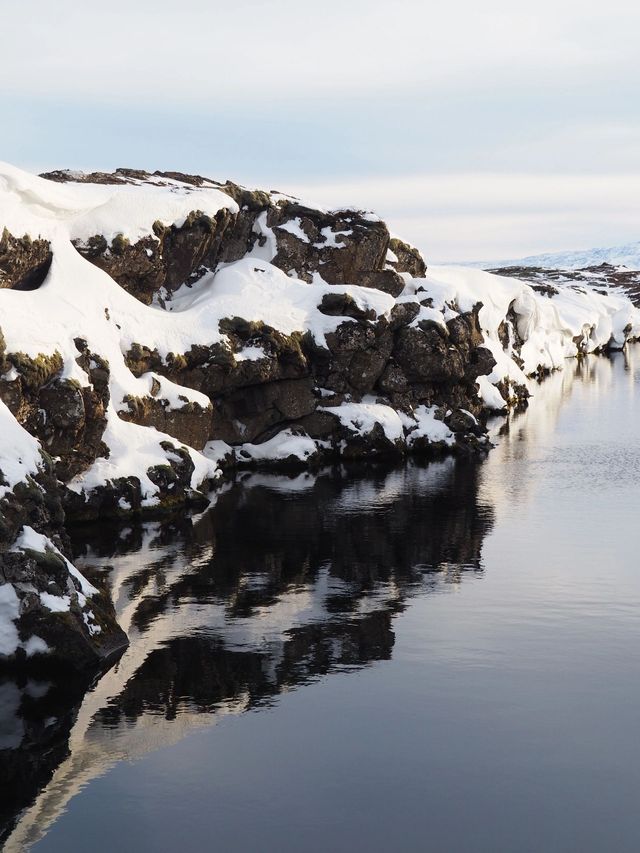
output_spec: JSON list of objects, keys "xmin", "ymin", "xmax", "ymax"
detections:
[
  {"xmin": 110, "ymin": 233, "xmax": 130, "ymax": 255},
  {"xmin": 21, "ymin": 546, "xmax": 68, "ymax": 573},
  {"xmin": 8, "ymin": 350, "xmax": 64, "ymax": 391}
]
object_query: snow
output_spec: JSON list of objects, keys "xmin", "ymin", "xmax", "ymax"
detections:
[
  {"xmin": 39, "ymin": 592, "xmax": 71, "ymax": 613},
  {"xmin": 202, "ymin": 440, "xmax": 234, "ymax": 467},
  {"xmin": 12, "ymin": 524, "xmax": 57, "ymax": 553},
  {"xmin": 403, "ymin": 406, "xmax": 456, "ymax": 447},
  {"xmin": 409, "ymin": 304, "xmax": 448, "ymax": 330},
  {"xmin": 67, "ymin": 410, "xmax": 220, "ymax": 504},
  {"xmin": 276, "ymin": 217, "xmax": 310, "ymax": 243},
  {"xmin": 128, "ymin": 373, "xmax": 211, "ymax": 412},
  {"xmin": 0, "ymin": 585, "xmax": 20, "ymax": 657},
  {"xmin": 12, "ymin": 525, "xmax": 98, "ymax": 597},
  {"xmin": 483, "ymin": 240, "xmax": 640, "ymax": 271},
  {"xmin": 234, "ymin": 345, "xmax": 267, "ymax": 362},
  {"xmin": 83, "ymin": 611, "xmax": 102, "ymax": 636},
  {"xmin": 0, "ymin": 160, "xmax": 238, "ymax": 248},
  {"xmin": 0, "ymin": 400, "xmax": 43, "ymax": 498},
  {"xmin": 477, "ymin": 375, "xmax": 508, "ymax": 411},
  {"xmin": 0, "ymin": 580, "xmax": 51, "ymax": 659},
  {"xmin": 158, "ymin": 258, "xmax": 394, "ymax": 351},
  {"xmin": 323, "ymin": 402, "xmax": 404, "ymax": 442},
  {"xmin": 23, "ymin": 636, "xmax": 50, "ymax": 656},
  {"xmin": 316, "ymin": 226, "xmax": 352, "ymax": 249},
  {"xmin": 238, "ymin": 430, "xmax": 322, "ymax": 463}
]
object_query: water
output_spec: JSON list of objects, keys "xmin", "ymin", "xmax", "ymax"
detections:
[{"xmin": 2, "ymin": 348, "xmax": 640, "ymax": 852}]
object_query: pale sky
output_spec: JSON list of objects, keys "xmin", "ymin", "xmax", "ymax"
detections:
[{"xmin": 2, "ymin": 0, "xmax": 639, "ymax": 261}]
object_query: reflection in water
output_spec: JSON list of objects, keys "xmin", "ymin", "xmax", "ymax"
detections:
[
  {"xmin": 2, "ymin": 457, "xmax": 491, "ymax": 850},
  {"xmin": 0, "ymin": 673, "xmax": 92, "ymax": 847},
  {"xmin": 1, "ymin": 349, "xmax": 631, "ymax": 851}
]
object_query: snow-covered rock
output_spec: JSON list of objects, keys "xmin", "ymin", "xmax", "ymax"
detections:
[
  {"xmin": 0, "ymin": 407, "xmax": 126, "ymax": 668},
  {"xmin": 2, "ymin": 161, "xmax": 639, "ymax": 497},
  {"xmin": 2, "ymin": 160, "xmax": 640, "ymax": 670}
]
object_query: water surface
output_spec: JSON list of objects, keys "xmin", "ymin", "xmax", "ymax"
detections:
[{"xmin": 2, "ymin": 348, "xmax": 640, "ymax": 852}]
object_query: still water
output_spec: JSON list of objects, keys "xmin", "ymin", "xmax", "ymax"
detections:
[{"xmin": 2, "ymin": 348, "xmax": 640, "ymax": 852}]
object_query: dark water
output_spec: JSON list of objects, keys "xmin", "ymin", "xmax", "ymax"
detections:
[{"xmin": 2, "ymin": 348, "xmax": 640, "ymax": 852}]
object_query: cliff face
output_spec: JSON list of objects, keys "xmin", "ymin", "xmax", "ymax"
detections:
[{"xmin": 1, "ymin": 162, "xmax": 639, "ymax": 669}]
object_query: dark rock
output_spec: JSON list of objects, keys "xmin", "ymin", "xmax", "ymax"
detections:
[
  {"xmin": 387, "ymin": 237, "xmax": 427, "ymax": 278},
  {"xmin": 119, "ymin": 395, "xmax": 212, "ymax": 450},
  {"xmin": 377, "ymin": 363, "xmax": 409, "ymax": 396},
  {"xmin": 268, "ymin": 202, "xmax": 391, "ymax": 288},
  {"xmin": 464, "ymin": 346, "xmax": 496, "ymax": 382},
  {"xmin": 0, "ymin": 229, "xmax": 52, "ymax": 291},
  {"xmin": 0, "ymin": 453, "xmax": 127, "ymax": 672},
  {"xmin": 211, "ymin": 377, "xmax": 317, "ymax": 444},
  {"xmin": 394, "ymin": 325, "xmax": 465, "ymax": 383},
  {"xmin": 389, "ymin": 301, "xmax": 420, "ymax": 330},
  {"xmin": 294, "ymin": 410, "xmax": 342, "ymax": 440},
  {"xmin": 1, "ymin": 548, "xmax": 127, "ymax": 672},
  {"xmin": 5, "ymin": 342, "xmax": 111, "ymax": 483},
  {"xmin": 322, "ymin": 321, "xmax": 394, "ymax": 394},
  {"xmin": 446, "ymin": 408, "xmax": 482, "ymax": 435},
  {"xmin": 74, "ymin": 208, "xmax": 237, "ymax": 305},
  {"xmin": 446, "ymin": 304, "xmax": 484, "ymax": 349},
  {"xmin": 356, "ymin": 269, "xmax": 405, "ymax": 297},
  {"xmin": 318, "ymin": 292, "xmax": 377, "ymax": 321}
]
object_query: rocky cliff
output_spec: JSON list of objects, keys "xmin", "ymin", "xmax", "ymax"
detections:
[{"xmin": 1, "ymin": 162, "xmax": 639, "ymax": 669}]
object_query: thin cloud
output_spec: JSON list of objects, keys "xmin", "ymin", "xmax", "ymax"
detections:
[{"xmin": 0, "ymin": 0, "xmax": 636, "ymax": 102}]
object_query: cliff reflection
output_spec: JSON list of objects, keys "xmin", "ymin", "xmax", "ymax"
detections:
[{"xmin": 2, "ymin": 457, "xmax": 492, "ymax": 850}]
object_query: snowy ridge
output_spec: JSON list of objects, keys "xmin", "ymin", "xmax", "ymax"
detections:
[
  {"xmin": 1, "ymin": 162, "xmax": 639, "ymax": 505},
  {"xmin": 2, "ymin": 161, "xmax": 640, "ymax": 668},
  {"xmin": 0, "ymin": 161, "xmax": 238, "ymax": 246},
  {"xmin": 475, "ymin": 240, "xmax": 640, "ymax": 271}
]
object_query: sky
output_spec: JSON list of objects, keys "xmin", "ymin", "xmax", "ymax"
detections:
[{"xmin": 1, "ymin": 0, "xmax": 639, "ymax": 261}]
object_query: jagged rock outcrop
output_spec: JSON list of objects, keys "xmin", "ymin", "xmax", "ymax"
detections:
[{"xmin": 73, "ymin": 208, "xmax": 238, "ymax": 305}]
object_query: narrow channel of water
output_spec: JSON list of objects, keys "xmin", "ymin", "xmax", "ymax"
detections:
[{"xmin": 2, "ymin": 347, "xmax": 640, "ymax": 852}]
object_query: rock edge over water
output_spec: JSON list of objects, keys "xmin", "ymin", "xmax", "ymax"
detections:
[{"xmin": 1, "ymin": 162, "xmax": 639, "ymax": 669}]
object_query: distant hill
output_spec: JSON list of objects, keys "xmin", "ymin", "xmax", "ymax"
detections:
[{"xmin": 474, "ymin": 241, "xmax": 640, "ymax": 271}]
